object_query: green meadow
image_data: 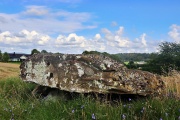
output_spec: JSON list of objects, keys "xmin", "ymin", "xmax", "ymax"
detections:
[{"xmin": 0, "ymin": 77, "xmax": 180, "ymax": 120}]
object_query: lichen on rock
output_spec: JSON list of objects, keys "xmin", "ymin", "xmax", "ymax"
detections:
[{"xmin": 20, "ymin": 53, "xmax": 164, "ymax": 96}]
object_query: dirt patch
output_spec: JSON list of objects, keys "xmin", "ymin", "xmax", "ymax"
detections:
[{"xmin": 0, "ymin": 62, "xmax": 20, "ymax": 80}]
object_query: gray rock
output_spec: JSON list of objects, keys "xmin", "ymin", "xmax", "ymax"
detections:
[{"xmin": 20, "ymin": 53, "xmax": 164, "ymax": 96}]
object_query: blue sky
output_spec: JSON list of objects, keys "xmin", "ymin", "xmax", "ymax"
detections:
[{"xmin": 0, "ymin": 0, "xmax": 180, "ymax": 54}]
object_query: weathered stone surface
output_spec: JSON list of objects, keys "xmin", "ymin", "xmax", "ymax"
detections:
[{"xmin": 20, "ymin": 53, "xmax": 164, "ymax": 96}]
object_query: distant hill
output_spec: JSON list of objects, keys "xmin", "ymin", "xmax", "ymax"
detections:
[
  {"xmin": 82, "ymin": 51, "xmax": 151, "ymax": 62},
  {"xmin": 116, "ymin": 53, "xmax": 151, "ymax": 61}
]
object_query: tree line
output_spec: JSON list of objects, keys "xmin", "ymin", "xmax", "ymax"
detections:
[
  {"xmin": 21, "ymin": 42, "xmax": 180, "ymax": 75},
  {"xmin": 1, "ymin": 41, "xmax": 180, "ymax": 75},
  {"xmin": 120, "ymin": 42, "xmax": 180, "ymax": 75},
  {"xmin": 144, "ymin": 42, "xmax": 180, "ymax": 74},
  {"xmin": 31, "ymin": 49, "xmax": 49, "ymax": 55},
  {"xmin": 0, "ymin": 50, "xmax": 10, "ymax": 62},
  {"xmin": 116, "ymin": 53, "xmax": 151, "ymax": 61},
  {"xmin": 0, "ymin": 49, "xmax": 49, "ymax": 62},
  {"xmin": 83, "ymin": 42, "xmax": 180, "ymax": 75}
]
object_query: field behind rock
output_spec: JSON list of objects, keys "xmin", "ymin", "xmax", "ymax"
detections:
[{"xmin": 0, "ymin": 62, "xmax": 20, "ymax": 80}]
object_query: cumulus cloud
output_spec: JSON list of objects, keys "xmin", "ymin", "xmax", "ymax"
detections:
[
  {"xmin": 102, "ymin": 27, "xmax": 130, "ymax": 48},
  {"xmin": 0, "ymin": 29, "xmax": 51, "ymax": 52},
  {"xmin": 168, "ymin": 24, "xmax": 180, "ymax": 43},
  {"xmin": 116, "ymin": 26, "xmax": 124, "ymax": 36},
  {"xmin": 94, "ymin": 34, "xmax": 101, "ymax": 40},
  {"xmin": 100, "ymin": 27, "xmax": 155, "ymax": 53},
  {"xmin": 54, "ymin": 33, "xmax": 106, "ymax": 53},
  {"xmin": 0, "ymin": 26, "xmax": 159, "ymax": 54},
  {"xmin": 55, "ymin": 33, "xmax": 85, "ymax": 46}
]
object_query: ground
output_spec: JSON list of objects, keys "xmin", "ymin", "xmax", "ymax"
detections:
[{"xmin": 0, "ymin": 62, "xmax": 20, "ymax": 80}]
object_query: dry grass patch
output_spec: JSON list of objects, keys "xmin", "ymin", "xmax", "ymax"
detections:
[
  {"xmin": 162, "ymin": 71, "xmax": 180, "ymax": 98},
  {"xmin": 0, "ymin": 62, "xmax": 20, "ymax": 80}
]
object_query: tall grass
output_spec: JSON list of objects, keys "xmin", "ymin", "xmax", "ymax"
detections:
[
  {"xmin": 162, "ymin": 71, "xmax": 180, "ymax": 98},
  {"xmin": 0, "ymin": 77, "xmax": 180, "ymax": 120}
]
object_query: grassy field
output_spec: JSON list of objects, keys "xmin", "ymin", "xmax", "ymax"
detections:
[
  {"xmin": 0, "ymin": 62, "xmax": 20, "ymax": 80},
  {"xmin": 0, "ymin": 62, "xmax": 180, "ymax": 120}
]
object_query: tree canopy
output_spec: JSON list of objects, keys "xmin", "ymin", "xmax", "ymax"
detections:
[
  {"xmin": 0, "ymin": 50, "xmax": 2, "ymax": 61},
  {"xmin": 146, "ymin": 42, "xmax": 180, "ymax": 74},
  {"xmin": 31, "ymin": 49, "xmax": 40, "ymax": 55},
  {"xmin": 41, "ymin": 50, "xmax": 48, "ymax": 53},
  {"xmin": 2, "ymin": 52, "xmax": 10, "ymax": 62}
]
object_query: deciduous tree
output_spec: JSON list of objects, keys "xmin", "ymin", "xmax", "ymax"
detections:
[
  {"xmin": 2, "ymin": 52, "xmax": 10, "ymax": 62},
  {"xmin": 0, "ymin": 50, "xmax": 2, "ymax": 61},
  {"xmin": 41, "ymin": 50, "xmax": 48, "ymax": 53},
  {"xmin": 147, "ymin": 42, "xmax": 180, "ymax": 74},
  {"xmin": 31, "ymin": 49, "xmax": 40, "ymax": 55}
]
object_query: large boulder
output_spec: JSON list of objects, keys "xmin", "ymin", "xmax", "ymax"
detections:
[{"xmin": 20, "ymin": 53, "xmax": 164, "ymax": 96}]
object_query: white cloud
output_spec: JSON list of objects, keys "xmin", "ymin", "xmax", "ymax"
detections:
[
  {"xmin": 0, "ymin": 29, "xmax": 51, "ymax": 47},
  {"xmin": 140, "ymin": 33, "xmax": 147, "ymax": 46},
  {"xmin": 111, "ymin": 21, "xmax": 118, "ymax": 27},
  {"xmin": 116, "ymin": 26, "xmax": 124, "ymax": 36},
  {"xmin": 168, "ymin": 24, "xmax": 180, "ymax": 43},
  {"xmin": 55, "ymin": 33, "xmax": 107, "ymax": 53},
  {"xmin": 0, "ymin": 31, "xmax": 22, "ymax": 43},
  {"xmin": 102, "ymin": 28, "xmax": 114, "ymax": 43},
  {"xmin": 102, "ymin": 28, "xmax": 112, "ymax": 35},
  {"xmin": 0, "ymin": 31, "xmax": 11, "ymax": 42},
  {"xmin": 94, "ymin": 34, "xmax": 101, "ymax": 40},
  {"xmin": 0, "ymin": 5, "xmax": 96, "ymax": 34},
  {"xmin": 0, "ymin": 26, "xmax": 160, "ymax": 54},
  {"xmin": 102, "ymin": 27, "xmax": 130, "ymax": 48},
  {"xmin": 100, "ymin": 27, "xmax": 157, "ymax": 53},
  {"xmin": 38, "ymin": 35, "xmax": 51, "ymax": 45},
  {"xmin": 55, "ymin": 33, "xmax": 85, "ymax": 46},
  {"xmin": 22, "ymin": 6, "xmax": 49, "ymax": 16}
]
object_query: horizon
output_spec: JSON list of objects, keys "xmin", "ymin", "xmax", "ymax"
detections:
[
  {"xmin": 5, "ymin": 50, "xmax": 153, "ymax": 55},
  {"xmin": 0, "ymin": 0, "xmax": 180, "ymax": 54}
]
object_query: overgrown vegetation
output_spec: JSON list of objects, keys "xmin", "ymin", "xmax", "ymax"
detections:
[
  {"xmin": 0, "ymin": 77, "xmax": 180, "ymax": 120},
  {"xmin": 146, "ymin": 42, "xmax": 180, "ymax": 74},
  {"xmin": 1, "ymin": 42, "xmax": 180, "ymax": 119}
]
